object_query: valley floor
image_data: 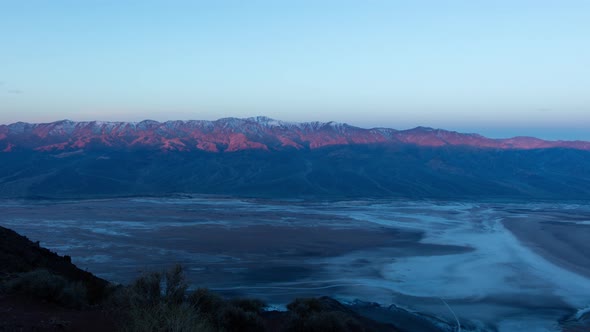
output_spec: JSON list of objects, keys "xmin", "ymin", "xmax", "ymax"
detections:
[{"xmin": 1, "ymin": 197, "xmax": 589, "ymax": 331}]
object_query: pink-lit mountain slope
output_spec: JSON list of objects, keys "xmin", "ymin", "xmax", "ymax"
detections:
[{"xmin": 1, "ymin": 116, "xmax": 589, "ymax": 152}]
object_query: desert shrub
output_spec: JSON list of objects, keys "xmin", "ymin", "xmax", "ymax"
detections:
[
  {"xmin": 58, "ymin": 281, "xmax": 88, "ymax": 308},
  {"xmin": 125, "ymin": 265, "xmax": 187, "ymax": 305},
  {"xmin": 166, "ymin": 264, "xmax": 188, "ymax": 304},
  {"xmin": 284, "ymin": 298, "xmax": 365, "ymax": 332},
  {"xmin": 187, "ymin": 288, "xmax": 267, "ymax": 332},
  {"xmin": 129, "ymin": 271, "xmax": 162, "ymax": 306},
  {"xmin": 118, "ymin": 265, "xmax": 215, "ymax": 332},
  {"xmin": 285, "ymin": 311, "xmax": 364, "ymax": 332},
  {"xmin": 230, "ymin": 298, "xmax": 267, "ymax": 314},
  {"xmin": 5, "ymin": 269, "xmax": 87, "ymax": 308},
  {"xmin": 116, "ymin": 265, "xmax": 270, "ymax": 332},
  {"xmin": 123, "ymin": 301, "xmax": 211, "ymax": 332},
  {"xmin": 286, "ymin": 297, "xmax": 324, "ymax": 317},
  {"xmin": 217, "ymin": 304, "xmax": 266, "ymax": 332},
  {"xmin": 188, "ymin": 287, "xmax": 226, "ymax": 318}
]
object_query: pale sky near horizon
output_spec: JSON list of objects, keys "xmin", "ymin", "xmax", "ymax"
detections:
[{"xmin": 0, "ymin": 1, "xmax": 589, "ymax": 139}]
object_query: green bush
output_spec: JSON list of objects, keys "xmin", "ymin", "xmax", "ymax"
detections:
[{"xmin": 5, "ymin": 269, "xmax": 87, "ymax": 308}]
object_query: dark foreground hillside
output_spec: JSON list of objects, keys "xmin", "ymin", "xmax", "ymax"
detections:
[
  {"xmin": 1, "ymin": 145, "xmax": 590, "ymax": 200},
  {"xmin": 0, "ymin": 226, "xmax": 115, "ymax": 331},
  {"xmin": 0, "ymin": 226, "xmax": 410, "ymax": 332},
  {"xmin": 0, "ymin": 226, "xmax": 110, "ymax": 303}
]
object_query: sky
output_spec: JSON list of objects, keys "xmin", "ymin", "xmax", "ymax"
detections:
[{"xmin": 0, "ymin": 0, "xmax": 589, "ymax": 139}]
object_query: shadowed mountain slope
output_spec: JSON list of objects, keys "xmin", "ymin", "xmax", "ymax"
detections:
[{"xmin": 0, "ymin": 144, "xmax": 589, "ymax": 200}]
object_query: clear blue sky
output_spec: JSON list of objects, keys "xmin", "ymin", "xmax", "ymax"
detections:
[{"xmin": 1, "ymin": 0, "xmax": 589, "ymax": 139}]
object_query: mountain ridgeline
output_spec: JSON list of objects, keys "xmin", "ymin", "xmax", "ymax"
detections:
[{"xmin": 1, "ymin": 117, "xmax": 589, "ymax": 200}]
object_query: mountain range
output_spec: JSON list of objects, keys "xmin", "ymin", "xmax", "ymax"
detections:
[
  {"xmin": 1, "ymin": 117, "xmax": 589, "ymax": 200},
  {"xmin": 1, "ymin": 116, "xmax": 589, "ymax": 153}
]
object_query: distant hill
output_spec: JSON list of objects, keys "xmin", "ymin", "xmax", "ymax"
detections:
[{"xmin": 1, "ymin": 117, "xmax": 589, "ymax": 200}]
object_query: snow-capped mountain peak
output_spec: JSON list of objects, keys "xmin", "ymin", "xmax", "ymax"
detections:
[{"xmin": 1, "ymin": 117, "xmax": 589, "ymax": 153}]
